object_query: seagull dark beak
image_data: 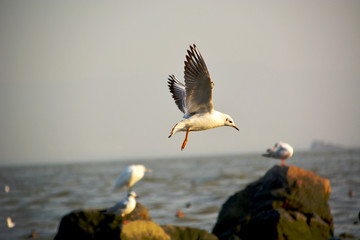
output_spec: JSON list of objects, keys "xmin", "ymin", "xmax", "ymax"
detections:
[{"xmin": 233, "ymin": 125, "xmax": 239, "ymax": 131}]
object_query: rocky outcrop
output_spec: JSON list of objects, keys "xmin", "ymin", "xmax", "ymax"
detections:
[
  {"xmin": 162, "ymin": 225, "xmax": 218, "ymax": 240},
  {"xmin": 212, "ymin": 165, "xmax": 333, "ymax": 240},
  {"xmin": 120, "ymin": 222, "xmax": 219, "ymax": 240},
  {"xmin": 120, "ymin": 220, "xmax": 170, "ymax": 240},
  {"xmin": 54, "ymin": 202, "xmax": 218, "ymax": 240},
  {"xmin": 54, "ymin": 203, "xmax": 150, "ymax": 240}
]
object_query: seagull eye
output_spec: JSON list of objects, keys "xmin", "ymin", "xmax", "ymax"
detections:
[{"xmin": 229, "ymin": 120, "xmax": 233, "ymax": 124}]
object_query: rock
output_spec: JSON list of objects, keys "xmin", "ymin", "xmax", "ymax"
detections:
[
  {"xmin": 212, "ymin": 165, "xmax": 333, "ymax": 240},
  {"xmin": 122, "ymin": 202, "xmax": 151, "ymax": 221},
  {"xmin": 121, "ymin": 220, "xmax": 170, "ymax": 240},
  {"xmin": 338, "ymin": 232, "xmax": 357, "ymax": 239},
  {"xmin": 55, "ymin": 202, "xmax": 217, "ymax": 240},
  {"xmin": 162, "ymin": 225, "xmax": 218, "ymax": 240},
  {"xmin": 54, "ymin": 202, "xmax": 150, "ymax": 240}
]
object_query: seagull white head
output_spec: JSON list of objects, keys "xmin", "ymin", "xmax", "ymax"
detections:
[
  {"xmin": 127, "ymin": 191, "xmax": 138, "ymax": 198},
  {"xmin": 224, "ymin": 114, "xmax": 239, "ymax": 131}
]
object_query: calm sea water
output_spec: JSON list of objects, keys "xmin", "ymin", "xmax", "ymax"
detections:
[{"xmin": 0, "ymin": 149, "xmax": 359, "ymax": 239}]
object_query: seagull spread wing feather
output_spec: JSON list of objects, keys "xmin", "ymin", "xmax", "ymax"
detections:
[
  {"xmin": 184, "ymin": 45, "xmax": 214, "ymax": 114},
  {"xmin": 168, "ymin": 75, "xmax": 186, "ymax": 114}
]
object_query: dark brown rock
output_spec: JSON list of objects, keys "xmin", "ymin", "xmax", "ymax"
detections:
[
  {"xmin": 54, "ymin": 202, "xmax": 217, "ymax": 240},
  {"xmin": 54, "ymin": 202, "xmax": 150, "ymax": 240},
  {"xmin": 212, "ymin": 165, "xmax": 333, "ymax": 240}
]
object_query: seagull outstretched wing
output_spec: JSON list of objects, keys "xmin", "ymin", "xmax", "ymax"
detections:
[
  {"xmin": 184, "ymin": 44, "xmax": 214, "ymax": 114},
  {"xmin": 168, "ymin": 75, "xmax": 186, "ymax": 114}
]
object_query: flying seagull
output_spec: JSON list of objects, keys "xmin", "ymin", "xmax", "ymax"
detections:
[
  {"xmin": 167, "ymin": 44, "xmax": 239, "ymax": 150},
  {"xmin": 262, "ymin": 141, "xmax": 294, "ymax": 166}
]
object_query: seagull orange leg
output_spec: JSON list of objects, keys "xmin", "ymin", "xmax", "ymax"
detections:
[
  {"xmin": 181, "ymin": 129, "xmax": 190, "ymax": 151},
  {"xmin": 281, "ymin": 159, "xmax": 285, "ymax": 166}
]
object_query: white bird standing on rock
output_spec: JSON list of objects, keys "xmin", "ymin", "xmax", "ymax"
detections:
[
  {"xmin": 167, "ymin": 44, "xmax": 239, "ymax": 150},
  {"xmin": 113, "ymin": 165, "xmax": 151, "ymax": 191},
  {"xmin": 262, "ymin": 142, "xmax": 294, "ymax": 166},
  {"xmin": 106, "ymin": 191, "xmax": 137, "ymax": 217}
]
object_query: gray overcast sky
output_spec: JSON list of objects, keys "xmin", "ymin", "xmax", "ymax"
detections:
[{"xmin": 0, "ymin": 1, "xmax": 359, "ymax": 165}]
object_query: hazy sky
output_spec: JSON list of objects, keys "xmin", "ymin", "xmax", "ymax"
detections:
[{"xmin": 1, "ymin": 1, "xmax": 359, "ymax": 165}]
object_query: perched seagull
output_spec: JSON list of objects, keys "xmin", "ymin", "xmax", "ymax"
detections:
[
  {"xmin": 106, "ymin": 191, "xmax": 137, "ymax": 217},
  {"xmin": 113, "ymin": 165, "xmax": 151, "ymax": 191},
  {"xmin": 167, "ymin": 44, "xmax": 239, "ymax": 150},
  {"xmin": 262, "ymin": 141, "xmax": 294, "ymax": 166}
]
